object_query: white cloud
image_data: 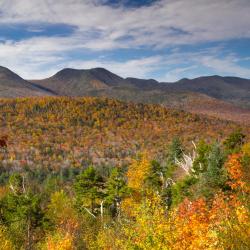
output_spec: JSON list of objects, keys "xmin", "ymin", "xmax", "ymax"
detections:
[
  {"xmin": 163, "ymin": 65, "xmax": 198, "ymax": 82},
  {"xmin": 0, "ymin": 0, "xmax": 249, "ymax": 79},
  {"xmin": 160, "ymin": 49, "xmax": 250, "ymax": 81},
  {"xmin": 1, "ymin": 36, "xmax": 249, "ymax": 81},
  {"xmin": 0, "ymin": 0, "xmax": 250, "ymax": 49},
  {"xmin": 198, "ymin": 56, "xmax": 250, "ymax": 78},
  {"xmin": 65, "ymin": 56, "xmax": 164, "ymax": 79},
  {"xmin": 0, "ymin": 36, "xmax": 164, "ymax": 79}
]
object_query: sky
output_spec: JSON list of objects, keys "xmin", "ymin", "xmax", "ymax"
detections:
[{"xmin": 0, "ymin": 0, "xmax": 250, "ymax": 81}]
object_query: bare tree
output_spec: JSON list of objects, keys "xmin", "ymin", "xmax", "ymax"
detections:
[{"xmin": 175, "ymin": 141, "xmax": 199, "ymax": 174}]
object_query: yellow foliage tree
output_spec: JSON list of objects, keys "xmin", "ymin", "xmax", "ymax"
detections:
[
  {"xmin": 41, "ymin": 232, "xmax": 74, "ymax": 250},
  {"xmin": 47, "ymin": 190, "xmax": 78, "ymax": 234},
  {"xmin": 0, "ymin": 226, "xmax": 13, "ymax": 250},
  {"xmin": 122, "ymin": 153, "xmax": 151, "ymax": 217}
]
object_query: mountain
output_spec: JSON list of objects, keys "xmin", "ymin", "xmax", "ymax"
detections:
[
  {"xmin": 1, "ymin": 65, "xmax": 250, "ymax": 124},
  {"xmin": 163, "ymin": 92, "xmax": 250, "ymax": 125},
  {"xmin": 166, "ymin": 76, "xmax": 250, "ymax": 108},
  {"xmin": 32, "ymin": 68, "xmax": 250, "ymax": 108},
  {"xmin": 0, "ymin": 66, "xmax": 54, "ymax": 98},
  {"xmin": 31, "ymin": 67, "xmax": 250, "ymax": 124},
  {"xmin": 32, "ymin": 67, "xmax": 129, "ymax": 96}
]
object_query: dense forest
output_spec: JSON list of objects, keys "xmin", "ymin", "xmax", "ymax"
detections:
[{"xmin": 0, "ymin": 97, "xmax": 249, "ymax": 249}]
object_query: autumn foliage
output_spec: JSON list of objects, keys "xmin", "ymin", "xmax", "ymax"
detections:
[{"xmin": 0, "ymin": 97, "xmax": 249, "ymax": 249}]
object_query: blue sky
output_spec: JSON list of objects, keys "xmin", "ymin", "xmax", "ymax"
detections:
[{"xmin": 0, "ymin": 0, "xmax": 250, "ymax": 81}]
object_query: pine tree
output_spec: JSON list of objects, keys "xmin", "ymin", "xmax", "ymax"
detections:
[
  {"xmin": 166, "ymin": 137, "xmax": 183, "ymax": 166},
  {"xmin": 199, "ymin": 142, "xmax": 227, "ymax": 198},
  {"xmin": 105, "ymin": 168, "xmax": 129, "ymax": 217},
  {"xmin": 8, "ymin": 173, "xmax": 24, "ymax": 195},
  {"xmin": 145, "ymin": 160, "xmax": 163, "ymax": 192},
  {"xmin": 192, "ymin": 140, "xmax": 211, "ymax": 174},
  {"xmin": 0, "ymin": 175, "xmax": 44, "ymax": 250},
  {"xmin": 74, "ymin": 166, "xmax": 104, "ymax": 215}
]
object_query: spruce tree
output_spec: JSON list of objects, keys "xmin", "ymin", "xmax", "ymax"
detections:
[
  {"xmin": 74, "ymin": 166, "xmax": 104, "ymax": 214},
  {"xmin": 145, "ymin": 160, "xmax": 163, "ymax": 192},
  {"xmin": 192, "ymin": 140, "xmax": 211, "ymax": 174},
  {"xmin": 167, "ymin": 137, "xmax": 183, "ymax": 166},
  {"xmin": 0, "ymin": 174, "xmax": 44, "ymax": 249},
  {"xmin": 105, "ymin": 167, "xmax": 129, "ymax": 217},
  {"xmin": 199, "ymin": 142, "xmax": 227, "ymax": 198}
]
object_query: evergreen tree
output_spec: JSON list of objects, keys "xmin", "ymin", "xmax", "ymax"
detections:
[
  {"xmin": 159, "ymin": 138, "xmax": 183, "ymax": 205},
  {"xmin": 74, "ymin": 166, "xmax": 104, "ymax": 215},
  {"xmin": 145, "ymin": 160, "xmax": 163, "ymax": 192},
  {"xmin": 8, "ymin": 173, "xmax": 24, "ymax": 195},
  {"xmin": 192, "ymin": 140, "xmax": 211, "ymax": 174},
  {"xmin": 223, "ymin": 129, "xmax": 246, "ymax": 153},
  {"xmin": 105, "ymin": 167, "xmax": 129, "ymax": 217},
  {"xmin": 0, "ymin": 174, "xmax": 44, "ymax": 249},
  {"xmin": 166, "ymin": 137, "xmax": 183, "ymax": 166},
  {"xmin": 199, "ymin": 142, "xmax": 227, "ymax": 198}
]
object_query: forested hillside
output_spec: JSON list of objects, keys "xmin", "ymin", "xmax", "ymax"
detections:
[
  {"xmin": 0, "ymin": 97, "xmax": 246, "ymax": 168},
  {"xmin": 0, "ymin": 97, "xmax": 249, "ymax": 249}
]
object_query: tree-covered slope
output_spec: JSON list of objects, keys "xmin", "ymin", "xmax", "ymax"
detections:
[{"xmin": 0, "ymin": 97, "xmax": 248, "ymax": 169}]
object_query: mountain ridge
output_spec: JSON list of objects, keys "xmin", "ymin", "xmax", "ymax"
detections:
[
  {"xmin": 0, "ymin": 66, "xmax": 54, "ymax": 97},
  {"xmin": 31, "ymin": 67, "xmax": 250, "ymax": 109},
  {"xmin": 1, "ymin": 65, "xmax": 250, "ymax": 124}
]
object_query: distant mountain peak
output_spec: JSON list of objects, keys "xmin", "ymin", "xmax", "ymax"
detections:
[
  {"xmin": 177, "ymin": 77, "xmax": 190, "ymax": 83},
  {"xmin": 0, "ymin": 65, "xmax": 9, "ymax": 72},
  {"xmin": 90, "ymin": 67, "xmax": 112, "ymax": 72},
  {"xmin": 31, "ymin": 67, "xmax": 126, "ymax": 96},
  {"xmin": 0, "ymin": 65, "xmax": 24, "ymax": 81},
  {"xmin": 53, "ymin": 68, "xmax": 82, "ymax": 78},
  {"xmin": 0, "ymin": 65, "xmax": 53, "ymax": 97},
  {"xmin": 88, "ymin": 67, "xmax": 124, "ymax": 84}
]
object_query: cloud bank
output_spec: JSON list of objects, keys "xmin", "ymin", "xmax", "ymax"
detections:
[{"xmin": 0, "ymin": 0, "xmax": 249, "ymax": 80}]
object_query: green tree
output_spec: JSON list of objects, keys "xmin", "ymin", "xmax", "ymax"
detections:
[
  {"xmin": 166, "ymin": 137, "xmax": 183, "ymax": 166},
  {"xmin": 0, "ymin": 191, "xmax": 44, "ymax": 249},
  {"xmin": 8, "ymin": 173, "xmax": 24, "ymax": 195},
  {"xmin": 192, "ymin": 140, "xmax": 211, "ymax": 174},
  {"xmin": 74, "ymin": 166, "xmax": 104, "ymax": 215},
  {"xmin": 105, "ymin": 168, "xmax": 129, "ymax": 217},
  {"xmin": 145, "ymin": 160, "xmax": 163, "ymax": 192},
  {"xmin": 170, "ymin": 175, "xmax": 197, "ymax": 206},
  {"xmin": 161, "ymin": 138, "xmax": 183, "ymax": 207},
  {"xmin": 223, "ymin": 129, "xmax": 246, "ymax": 153},
  {"xmin": 199, "ymin": 142, "xmax": 227, "ymax": 198}
]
